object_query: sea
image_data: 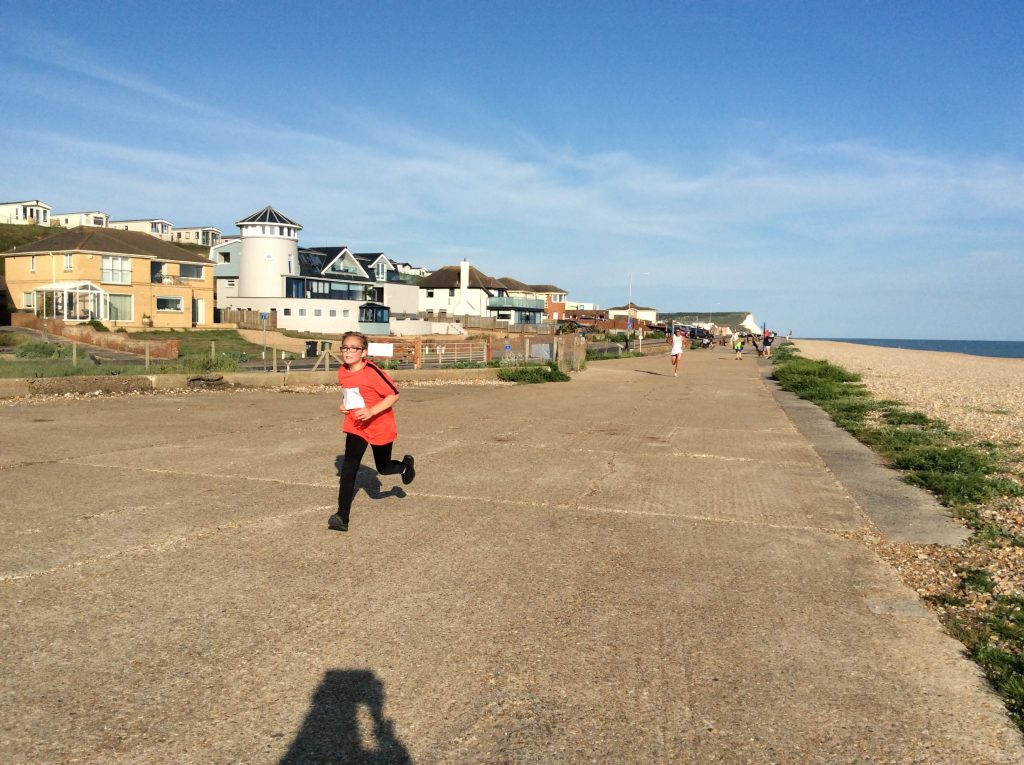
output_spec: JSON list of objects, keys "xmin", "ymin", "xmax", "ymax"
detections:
[{"xmin": 814, "ymin": 338, "xmax": 1024, "ymax": 360}]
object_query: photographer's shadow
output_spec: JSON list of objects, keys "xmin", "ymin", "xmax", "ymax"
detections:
[
  {"xmin": 334, "ymin": 456, "xmax": 407, "ymax": 502},
  {"xmin": 279, "ymin": 669, "xmax": 412, "ymax": 765}
]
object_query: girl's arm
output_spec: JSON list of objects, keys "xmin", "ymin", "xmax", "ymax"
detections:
[{"xmin": 353, "ymin": 393, "xmax": 399, "ymax": 422}]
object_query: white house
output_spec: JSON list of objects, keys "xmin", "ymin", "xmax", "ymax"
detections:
[
  {"xmin": 0, "ymin": 199, "xmax": 51, "ymax": 226},
  {"xmin": 418, "ymin": 261, "xmax": 547, "ymax": 324},
  {"xmin": 172, "ymin": 226, "xmax": 222, "ymax": 247},
  {"xmin": 109, "ymin": 218, "xmax": 173, "ymax": 240},
  {"xmin": 608, "ymin": 302, "xmax": 658, "ymax": 325},
  {"xmin": 53, "ymin": 211, "xmax": 110, "ymax": 228}
]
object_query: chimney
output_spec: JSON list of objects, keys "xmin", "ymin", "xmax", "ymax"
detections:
[{"xmin": 460, "ymin": 259, "xmax": 469, "ymax": 295}]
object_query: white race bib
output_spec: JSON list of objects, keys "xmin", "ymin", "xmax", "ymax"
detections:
[{"xmin": 342, "ymin": 387, "xmax": 366, "ymax": 410}]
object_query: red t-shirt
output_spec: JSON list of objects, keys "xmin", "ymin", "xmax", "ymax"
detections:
[{"xmin": 337, "ymin": 361, "xmax": 399, "ymax": 445}]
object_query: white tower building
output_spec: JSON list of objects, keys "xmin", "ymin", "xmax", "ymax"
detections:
[{"xmin": 236, "ymin": 205, "xmax": 302, "ymax": 298}]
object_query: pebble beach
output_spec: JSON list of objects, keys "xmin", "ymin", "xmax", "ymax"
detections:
[
  {"xmin": 793, "ymin": 339, "xmax": 1024, "ymax": 450},
  {"xmin": 792, "ymin": 339, "xmax": 1024, "ymax": 667}
]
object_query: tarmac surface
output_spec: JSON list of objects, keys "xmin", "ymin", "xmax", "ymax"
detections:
[{"xmin": 2, "ymin": 346, "xmax": 1022, "ymax": 763}]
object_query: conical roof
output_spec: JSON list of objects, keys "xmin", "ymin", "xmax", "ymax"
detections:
[{"xmin": 235, "ymin": 206, "xmax": 301, "ymax": 228}]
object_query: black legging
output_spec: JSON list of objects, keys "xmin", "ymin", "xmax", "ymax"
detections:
[{"xmin": 337, "ymin": 432, "xmax": 406, "ymax": 522}]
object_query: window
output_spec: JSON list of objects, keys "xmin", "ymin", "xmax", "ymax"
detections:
[
  {"xmin": 426, "ymin": 290, "xmax": 434, "ymax": 298},
  {"xmin": 42, "ymin": 210, "xmax": 48, "ymax": 222},
  {"xmin": 283, "ymin": 308, "xmax": 292, "ymax": 316},
  {"xmin": 101, "ymin": 256, "xmax": 131, "ymax": 284},
  {"xmin": 287, "ymin": 257, "xmax": 293, "ymax": 274},
  {"xmin": 314, "ymin": 309, "xmax": 322, "ymax": 317},
  {"xmin": 92, "ymin": 216, "xmax": 104, "ymax": 226},
  {"xmin": 375, "ymin": 262, "xmax": 387, "ymax": 280},
  {"xmin": 298, "ymin": 309, "xmax": 307, "ymax": 317},
  {"xmin": 106, "ymin": 294, "xmax": 132, "ymax": 321},
  {"xmin": 226, "ymin": 279, "xmax": 236, "ymax": 287},
  {"xmin": 180, "ymin": 264, "xmax": 203, "ymax": 280},
  {"xmin": 359, "ymin": 304, "xmax": 390, "ymax": 324},
  {"xmin": 63, "ymin": 254, "xmax": 73, "ymax": 271},
  {"xmin": 156, "ymin": 296, "xmax": 183, "ymax": 312},
  {"xmin": 449, "ymin": 288, "xmax": 455, "ymax": 297},
  {"xmin": 29, "ymin": 255, "xmax": 35, "ymax": 272},
  {"xmin": 343, "ymin": 309, "xmax": 350, "ymax": 318},
  {"xmin": 329, "ymin": 310, "xmax": 336, "ymax": 317},
  {"xmin": 23, "ymin": 292, "xmax": 35, "ymax": 308}
]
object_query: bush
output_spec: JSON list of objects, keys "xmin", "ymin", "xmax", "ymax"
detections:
[
  {"xmin": 85, "ymin": 319, "xmax": 109, "ymax": 332},
  {"xmin": 15, "ymin": 341, "xmax": 70, "ymax": 359},
  {"xmin": 497, "ymin": 362, "xmax": 570, "ymax": 384},
  {"xmin": 0, "ymin": 333, "xmax": 25, "ymax": 349}
]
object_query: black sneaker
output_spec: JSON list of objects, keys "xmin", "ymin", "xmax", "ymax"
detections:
[
  {"xmin": 401, "ymin": 455, "xmax": 415, "ymax": 485},
  {"xmin": 328, "ymin": 513, "xmax": 348, "ymax": 532}
]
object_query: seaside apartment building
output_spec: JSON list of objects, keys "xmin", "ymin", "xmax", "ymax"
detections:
[
  {"xmin": 214, "ymin": 205, "xmax": 424, "ymax": 335},
  {"xmin": 0, "ymin": 199, "xmax": 52, "ymax": 226}
]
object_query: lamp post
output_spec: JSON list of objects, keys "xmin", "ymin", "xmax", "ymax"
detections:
[{"xmin": 626, "ymin": 271, "xmax": 648, "ymax": 351}]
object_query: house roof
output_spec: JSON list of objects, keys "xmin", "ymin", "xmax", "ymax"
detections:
[
  {"xmin": 608, "ymin": 302, "xmax": 656, "ymax": 311},
  {"xmin": 418, "ymin": 265, "xmax": 495, "ymax": 291},
  {"xmin": 3, "ymin": 226, "xmax": 212, "ymax": 264},
  {"xmin": 498, "ymin": 276, "xmax": 531, "ymax": 291},
  {"xmin": 529, "ymin": 284, "xmax": 566, "ymax": 294},
  {"xmin": 1, "ymin": 199, "xmax": 50, "ymax": 207},
  {"xmin": 235, "ymin": 205, "xmax": 301, "ymax": 228},
  {"xmin": 298, "ymin": 248, "xmax": 373, "ymax": 281}
]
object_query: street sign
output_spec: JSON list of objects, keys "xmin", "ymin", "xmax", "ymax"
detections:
[
  {"xmin": 505, "ymin": 344, "xmax": 511, "ymax": 351},
  {"xmin": 260, "ymin": 312, "xmax": 268, "ymax": 321}
]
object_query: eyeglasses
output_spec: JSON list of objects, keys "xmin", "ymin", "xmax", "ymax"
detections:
[{"xmin": 340, "ymin": 345, "xmax": 365, "ymax": 352}]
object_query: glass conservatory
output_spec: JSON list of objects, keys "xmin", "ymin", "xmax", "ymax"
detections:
[{"xmin": 32, "ymin": 281, "xmax": 132, "ymax": 323}]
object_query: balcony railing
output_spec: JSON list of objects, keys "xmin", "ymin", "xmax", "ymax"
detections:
[
  {"xmin": 487, "ymin": 296, "xmax": 545, "ymax": 310},
  {"xmin": 385, "ymin": 272, "xmax": 420, "ymax": 284}
]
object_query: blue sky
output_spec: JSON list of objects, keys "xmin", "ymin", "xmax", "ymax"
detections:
[{"xmin": 1, "ymin": 0, "xmax": 1021, "ymax": 339}]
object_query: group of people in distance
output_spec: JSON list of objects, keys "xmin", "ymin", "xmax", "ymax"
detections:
[{"xmin": 732, "ymin": 328, "xmax": 776, "ymax": 360}]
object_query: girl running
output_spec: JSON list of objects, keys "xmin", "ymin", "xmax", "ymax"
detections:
[{"xmin": 329, "ymin": 332, "xmax": 415, "ymax": 532}]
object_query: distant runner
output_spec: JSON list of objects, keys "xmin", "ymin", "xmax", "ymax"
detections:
[{"xmin": 669, "ymin": 327, "xmax": 685, "ymax": 377}]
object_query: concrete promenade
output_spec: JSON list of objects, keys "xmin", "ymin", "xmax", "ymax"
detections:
[{"xmin": 2, "ymin": 347, "xmax": 1022, "ymax": 763}]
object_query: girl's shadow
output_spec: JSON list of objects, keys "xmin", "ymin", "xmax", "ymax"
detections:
[{"xmin": 334, "ymin": 456, "xmax": 407, "ymax": 502}]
